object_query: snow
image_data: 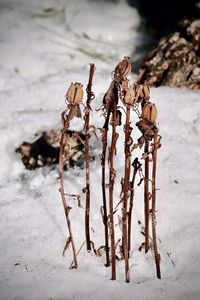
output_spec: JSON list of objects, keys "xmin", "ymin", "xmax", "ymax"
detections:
[{"xmin": 0, "ymin": 0, "xmax": 200, "ymax": 299}]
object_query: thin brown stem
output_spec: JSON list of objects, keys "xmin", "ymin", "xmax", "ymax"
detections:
[
  {"xmin": 128, "ymin": 158, "xmax": 140, "ymax": 254},
  {"xmin": 152, "ymin": 128, "xmax": 161, "ymax": 279},
  {"xmin": 144, "ymin": 140, "xmax": 150, "ymax": 253},
  {"xmin": 85, "ymin": 63, "xmax": 95, "ymax": 251},
  {"xmin": 122, "ymin": 105, "xmax": 131, "ymax": 283},
  {"xmin": 101, "ymin": 106, "xmax": 112, "ymax": 267},
  {"xmin": 108, "ymin": 85, "xmax": 118, "ymax": 280},
  {"xmin": 59, "ymin": 109, "xmax": 78, "ymax": 268}
]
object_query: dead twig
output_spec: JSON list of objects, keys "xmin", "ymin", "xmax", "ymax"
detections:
[{"xmin": 84, "ymin": 63, "xmax": 95, "ymax": 251}]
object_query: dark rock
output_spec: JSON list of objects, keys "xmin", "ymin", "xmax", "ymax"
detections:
[{"xmin": 16, "ymin": 130, "xmax": 86, "ymax": 170}]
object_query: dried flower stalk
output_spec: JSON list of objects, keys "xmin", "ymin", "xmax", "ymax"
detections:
[
  {"xmin": 151, "ymin": 128, "xmax": 161, "ymax": 279},
  {"xmin": 108, "ymin": 83, "xmax": 119, "ymax": 280},
  {"xmin": 144, "ymin": 138, "xmax": 150, "ymax": 252},
  {"xmin": 142, "ymin": 100, "xmax": 158, "ymax": 253},
  {"xmin": 122, "ymin": 103, "xmax": 131, "ymax": 283},
  {"xmin": 84, "ymin": 63, "xmax": 95, "ymax": 251},
  {"xmin": 101, "ymin": 105, "xmax": 112, "ymax": 267},
  {"xmin": 128, "ymin": 158, "xmax": 141, "ymax": 254},
  {"xmin": 59, "ymin": 82, "xmax": 84, "ymax": 269},
  {"xmin": 59, "ymin": 109, "xmax": 78, "ymax": 269}
]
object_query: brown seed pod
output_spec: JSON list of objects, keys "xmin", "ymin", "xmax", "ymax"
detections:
[
  {"xmin": 135, "ymin": 84, "xmax": 143, "ymax": 102},
  {"xmin": 120, "ymin": 80, "xmax": 129, "ymax": 91},
  {"xmin": 114, "ymin": 57, "xmax": 132, "ymax": 78},
  {"xmin": 142, "ymin": 103, "xmax": 158, "ymax": 122},
  {"xmin": 124, "ymin": 86, "xmax": 136, "ymax": 105},
  {"xmin": 119, "ymin": 80, "xmax": 128, "ymax": 101},
  {"xmin": 66, "ymin": 82, "xmax": 84, "ymax": 105},
  {"xmin": 136, "ymin": 119, "xmax": 155, "ymax": 135},
  {"xmin": 143, "ymin": 82, "xmax": 150, "ymax": 100}
]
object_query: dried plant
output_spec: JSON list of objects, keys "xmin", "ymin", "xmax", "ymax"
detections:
[
  {"xmin": 101, "ymin": 78, "xmax": 119, "ymax": 279},
  {"xmin": 101, "ymin": 88, "xmax": 112, "ymax": 267},
  {"xmin": 84, "ymin": 63, "xmax": 95, "ymax": 251},
  {"xmin": 151, "ymin": 127, "xmax": 161, "ymax": 279},
  {"xmin": 117, "ymin": 60, "xmax": 134, "ymax": 283},
  {"xmin": 59, "ymin": 82, "xmax": 84, "ymax": 269},
  {"xmin": 128, "ymin": 158, "xmax": 142, "ymax": 254},
  {"xmin": 137, "ymin": 95, "xmax": 161, "ymax": 279},
  {"xmin": 108, "ymin": 82, "xmax": 118, "ymax": 280},
  {"xmin": 141, "ymin": 100, "xmax": 157, "ymax": 253},
  {"xmin": 58, "ymin": 58, "xmax": 162, "ymax": 282}
]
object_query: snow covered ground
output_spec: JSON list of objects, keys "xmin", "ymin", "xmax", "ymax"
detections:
[{"xmin": 0, "ymin": 0, "xmax": 200, "ymax": 299}]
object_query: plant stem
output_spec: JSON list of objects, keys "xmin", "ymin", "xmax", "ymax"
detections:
[
  {"xmin": 128, "ymin": 158, "xmax": 140, "ymax": 254},
  {"xmin": 59, "ymin": 109, "xmax": 78, "ymax": 268},
  {"xmin": 122, "ymin": 104, "xmax": 131, "ymax": 283},
  {"xmin": 144, "ymin": 140, "xmax": 150, "ymax": 253},
  {"xmin": 101, "ymin": 106, "xmax": 112, "ymax": 267},
  {"xmin": 108, "ymin": 85, "xmax": 118, "ymax": 280},
  {"xmin": 152, "ymin": 128, "xmax": 161, "ymax": 279},
  {"xmin": 85, "ymin": 63, "xmax": 95, "ymax": 251}
]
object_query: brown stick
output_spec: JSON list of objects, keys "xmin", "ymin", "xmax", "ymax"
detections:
[
  {"xmin": 108, "ymin": 85, "xmax": 118, "ymax": 280},
  {"xmin": 122, "ymin": 105, "xmax": 131, "ymax": 283},
  {"xmin": 128, "ymin": 158, "xmax": 141, "ymax": 254},
  {"xmin": 85, "ymin": 63, "xmax": 95, "ymax": 251},
  {"xmin": 101, "ymin": 106, "xmax": 112, "ymax": 267},
  {"xmin": 144, "ymin": 140, "xmax": 150, "ymax": 253},
  {"xmin": 59, "ymin": 109, "xmax": 78, "ymax": 268},
  {"xmin": 152, "ymin": 128, "xmax": 161, "ymax": 279}
]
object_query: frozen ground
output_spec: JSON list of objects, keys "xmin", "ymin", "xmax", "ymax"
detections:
[{"xmin": 0, "ymin": 0, "xmax": 200, "ymax": 299}]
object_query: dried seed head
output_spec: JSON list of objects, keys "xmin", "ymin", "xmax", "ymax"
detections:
[
  {"xmin": 143, "ymin": 82, "xmax": 150, "ymax": 100},
  {"xmin": 142, "ymin": 103, "xmax": 158, "ymax": 122},
  {"xmin": 135, "ymin": 84, "xmax": 143, "ymax": 102},
  {"xmin": 119, "ymin": 80, "xmax": 128, "ymax": 101},
  {"xmin": 136, "ymin": 119, "xmax": 155, "ymax": 135},
  {"xmin": 124, "ymin": 86, "xmax": 136, "ymax": 105},
  {"xmin": 114, "ymin": 57, "xmax": 132, "ymax": 78},
  {"xmin": 66, "ymin": 82, "xmax": 84, "ymax": 105},
  {"xmin": 136, "ymin": 120, "xmax": 150, "ymax": 135},
  {"xmin": 120, "ymin": 80, "xmax": 129, "ymax": 91}
]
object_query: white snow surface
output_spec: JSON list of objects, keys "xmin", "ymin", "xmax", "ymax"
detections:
[{"xmin": 0, "ymin": 0, "xmax": 200, "ymax": 299}]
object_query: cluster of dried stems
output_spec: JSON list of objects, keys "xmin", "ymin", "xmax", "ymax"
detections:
[{"xmin": 58, "ymin": 57, "xmax": 162, "ymax": 282}]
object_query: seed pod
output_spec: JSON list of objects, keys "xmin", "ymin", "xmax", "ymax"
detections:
[
  {"xmin": 136, "ymin": 120, "xmax": 150, "ymax": 135},
  {"xmin": 142, "ymin": 103, "xmax": 158, "ymax": 122},
  {"xmin": 120, "ymin": 80, "xmax": 129, "ymax": 91},
  {"xmin": 124, "ymin": 86, "xmax": 136, "ymax": 105},
  {"xmin": 135, "ymin": 84, "xmax": 143, "ymax": 102},
  {"xmin": 119, "ymin": 80, "xmax": 128, "ymax": 101},
  {"xmin": 114, "ymin": 57, "xmax": 132, "ymax": 78},
  {"xmin": 66, "ymin": 82, "xmax": 84, "ymax": 105},
  {"xmin": 143, "ymin": 82, "xmax": 150, "ymax": 100}
]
